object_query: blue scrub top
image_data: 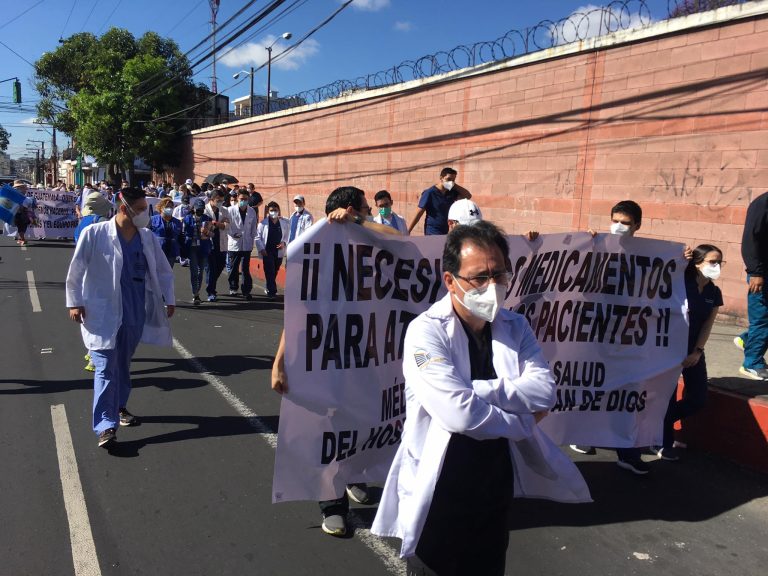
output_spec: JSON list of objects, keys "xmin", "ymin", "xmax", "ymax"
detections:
[
  {"xmin": 118, "ymin": 232, "xmax": 147, "ymax": 327},
  {"xmin": 418, "ymin": 185, "xmax": 458, "ymax": 235}
]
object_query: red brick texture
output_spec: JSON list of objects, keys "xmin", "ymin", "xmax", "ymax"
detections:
[{"xmin": 182, "ymin": 14, "xmax": 768, "ymax": 319}]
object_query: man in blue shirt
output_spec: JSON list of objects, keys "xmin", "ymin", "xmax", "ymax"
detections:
[{"xmin": 408, "ymin": 167, "xmax": 472, "ymax": 235}]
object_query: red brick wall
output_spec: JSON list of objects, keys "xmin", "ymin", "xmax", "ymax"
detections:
[{"xmin": 184, "ymin": 12, "xmax": 768, "ymax": 319}]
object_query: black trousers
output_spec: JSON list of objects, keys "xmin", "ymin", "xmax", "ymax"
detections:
[{"xmin": 413, "ymin": 434, "xmax": 513, "ymax": 576}]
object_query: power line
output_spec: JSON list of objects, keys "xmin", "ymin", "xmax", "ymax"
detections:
[
  {"xmin": 0, "ymin": 38, "xmax": 36, "ymax": 67},
  {"xmin": 0, "ymin": 0, "xmax": 47, "ymax": 32},
  {"xmin": 80, "ymin": 0, "xmax": 99, "ymax": 33},
  {"xmin": 135, "ymin": 0, "xmax": 354, "ymax": 124},
  {"xmin": 167, "ymin": 0, "xmax": 205, "ymax": 36},
  {"xmin": 59, "ymin": 0, "xmax": 79, "ymax": 40},
  {"xmin": 97, "ymin": 0, "xmax": 123, "ymax": 34}
]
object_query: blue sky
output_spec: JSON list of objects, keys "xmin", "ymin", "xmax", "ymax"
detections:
[{"xmin": 0, "ymin": 0, "xmax": 672, "ymax": 160}]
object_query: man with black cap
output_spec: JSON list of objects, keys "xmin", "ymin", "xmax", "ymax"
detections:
[{"xmin": 288, "ymin": 194, "xmax": 314, "ymax": 243}]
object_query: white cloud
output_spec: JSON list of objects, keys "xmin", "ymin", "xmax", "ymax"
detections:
[
  {"xmin": 550, "ymin": 4, "xmax": 650, "ymax": 46},
  {"xmin": 220, "ymin": 37, "xmax": 319, "ymax": 71},
  {"xmin": 394, "ymin": 20, "xmax": 413, "ymax": 32},
  {"xmin": 348, "ymin": 0, "xmax": 390, "ymax": 12},
  {"xmin": 20, "ymin": 117, "xmax": 38, "ymax": 125}
]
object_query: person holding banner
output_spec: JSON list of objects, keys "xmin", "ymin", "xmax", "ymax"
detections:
[
  {"xmin": 66, "ymin": 187, "xmax": 175, "ymax": 448},
  {"xmin": 657, "ymin": 244, "xmax": 723, "ymax": 460},
  {"xmin": 271, "ymin": 185, "xmax": 402, "ymax": 537},
  {"xmin": 371, "ymin": 221, "xmax": 589, "ymax": 574}
]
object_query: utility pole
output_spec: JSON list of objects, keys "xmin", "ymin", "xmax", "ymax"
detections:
[{"xmin": 209, "ymin": 0, "xmax": 221, "ymax": 93}]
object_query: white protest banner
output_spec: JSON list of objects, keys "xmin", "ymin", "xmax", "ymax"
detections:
[
  {"xmin": 272, "ymin": 224, "xmax": 687, "ymax": 502},
  {"xmin": 29, "ymin": 189, "xmax": 78, "ymax": 239},
  {"xmin": 504, "ymin": 232, "xmax": 687, "ymax": 448},
  {"xmin": 272, "ymin": 220, "xmax": 446, "ymax": 503}
]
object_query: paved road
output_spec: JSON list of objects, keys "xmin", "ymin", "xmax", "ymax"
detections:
[{"xmin": 1, "ymin": 234, "xmax": 767, "ymax": 576}]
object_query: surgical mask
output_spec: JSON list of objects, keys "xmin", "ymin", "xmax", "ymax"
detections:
[
  {"xmin": 443, "ymin": 180, "xmax": 454, "ymax": 191},
  {"xmin": 123, "ymin": 200, "xmax": 150, "ymax": 228},
  {"xmin": 294, "ymin": 205, "xmax": 304, "ymax": 213},
  {"xmin": 163, "ymin": 208, "xmax": 173, "ymax": 217},
  {"xmin": 610, "ymin": 222, "xmax": 631, "ymax": 236},
  {"xmin": 269, "ymin": 210, "xmax": 279, "ymax": 219},
  {"xmin": 379, "ymin": 206, "xmax": 392, "ymax": 218},
  {"xmin": 239, "ymin": 200, "xmax": 248, "ymax": 209},
  {"xmin": 452, "ymin": 276, "xmax": 506, "ymax": 323},
  {"xmin": 701, "ymin": 263, "xmax": 721, "ymax": 280}
]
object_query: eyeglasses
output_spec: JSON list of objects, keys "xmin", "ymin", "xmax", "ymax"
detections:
[{"xmin": 454, "ymin": 270, "xmax": 511, "ymax": 289}]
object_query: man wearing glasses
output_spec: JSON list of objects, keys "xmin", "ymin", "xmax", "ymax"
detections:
[{"xmin": 374, "ymin": 221, "xmax": 566, "ymax": 575}]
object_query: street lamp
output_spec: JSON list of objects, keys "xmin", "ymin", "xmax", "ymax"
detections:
[
  {"xmin": 233, "ymin": 67, "xmax": 255, "ymax": 117},
  {"xmin": 266, "ymin": 32, "xmax": 291, "ymax": 115}
]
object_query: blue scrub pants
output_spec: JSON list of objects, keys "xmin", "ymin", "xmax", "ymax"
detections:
[
  {"xmin": 90, "ymin": 324, "xmax": 142, "ymax": 434},
  {"xmin": 740, "ymin": 277, "xmax": 768, "ymax": 369}
]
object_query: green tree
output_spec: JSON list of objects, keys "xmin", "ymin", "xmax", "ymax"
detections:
[
  {"xmin": 0, "ymin": 124, "xmax": 9, "ymax": 152},
  {"xmin": 34, "ymin": 28, "xmax": 205, "ymax": 181}
]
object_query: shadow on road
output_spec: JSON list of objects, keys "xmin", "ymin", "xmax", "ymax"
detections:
[
  {"xmin": 131, "ymin": 354, "xmax": 274, "ymax": 377},
  {"xmin": 106, "ymin": 413, "xmax": 279, "ymax": 457}
]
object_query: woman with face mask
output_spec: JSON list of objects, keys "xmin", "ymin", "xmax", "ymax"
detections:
[
  {"xmin": 256, "ymin": 201, "xmax": 290, "ymax": 300},
  {"xmin": 149, "ymin": 197, "xmax": 183, "ymax": 268},
  {"xmin": 656, "ymin": 244, "xmax": 724, "ymax": 461}
]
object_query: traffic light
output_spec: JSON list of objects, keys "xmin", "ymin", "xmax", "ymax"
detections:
[{"xmin": 12, "ymin": 79, "xmax": 21, "ymax": 104}]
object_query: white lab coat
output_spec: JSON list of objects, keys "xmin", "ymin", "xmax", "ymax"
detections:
[
  {"xmin": 373, "ymin": 211, "xmax": 409, "ymax": 236},
  {"xmin": 371, "ymin": 293, "xmax": 591, "ymax": 557},
  {"xmin": 226, "ymin": 204, "xmax": 258, "ymax": 252},
  {"xmin": 65, "ymin": 219, "xmax": 176, "ymax": 351},
  {"xmin": 287, "ymin": 209, "xmax": 314, "ymax": 240},
  {"xmin": 204, "ymin": 202, "xmax": 231, "ymax": 252},
  {"xmin": 255, "ymin": 216, "xmax": 290, "ymax": 258}
]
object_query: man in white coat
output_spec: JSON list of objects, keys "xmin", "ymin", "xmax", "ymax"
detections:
[
  {"xmin": 371, "ymin": 221, "xmax": 590, "ymax": 575},
  {"xmin": 226, "ymin": 189, "xmax": 259, "ymax": 300},
  {"xmin": 287, "ymin": 194, "xmax": 313, "ymax": 243},
  {"xmin": 373, "ymin": 190, "xmax": 408, "ymax": 236},
  {"xmin": 66, "ymin": 187, "xmax": 176, "ymax": 448}
]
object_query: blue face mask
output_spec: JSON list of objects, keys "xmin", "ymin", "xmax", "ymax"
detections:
[{"xmin": 239, "ymin": 200, "xmax": 248, "ymax": 209}]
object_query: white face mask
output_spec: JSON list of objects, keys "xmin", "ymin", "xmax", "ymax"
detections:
[
  {"xmin": 701, "ymin": 263, "xmax": 721, "ymax": 280},
  {"xmin": 269, "ymin": 211, "xmax": 279, "ymax": 219},
  {"xmin": 294, "ymin": 205, "xmax": 304, "ymax": 213},
  {"xmin": 443, "ymin": 180, "xmax": 455, "ymax": 191},
  {"xmin": 452, "ymin": 276, "xmax": 506, "ymax": 323},
  {"xmin": 123, "ymin": 199, "xmax": 150, "ymax": 228},
  {"xmin": 163, "ymin": 208, "xmax": 173, "ymax": 217},
  {"xmin": 610, "ymin": 222, "xmax": 631, "ymax": 236}
]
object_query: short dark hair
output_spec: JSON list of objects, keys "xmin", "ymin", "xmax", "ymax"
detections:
[
  {"xmin": 237, "ymin": 189, "xmax": 250, "ymax": 198},
  {"xmin": 374, "ymin": 190, "xmax": 392, "ymax": 203},
  {"xmin": 119, "ymin": 187, "xmax": 146, "ymax": 207},
  {"xmin": 209, "ymin": 189, "xmax": 224, "ymax": 200},
  {"xmin": 611, "ymin": 200, "xmax": 642, "ymax": 226},
  {"xmin": 248, "ymin": 191, "xmax": 263, "ymax": 207},
  {"xmin": 266, "ymin": 201, "xmax": 280, "ymax": 212},
  {"xmin": 440, "ymin": 167, "xmax": 457, "ymax": 179},
  {"xmin": 443, "ymin": 221, "xmax": 509, "ymax": 276},
  {"xmin": 325, "ymin": 186, "xmax": 364, "ymax": 215}
]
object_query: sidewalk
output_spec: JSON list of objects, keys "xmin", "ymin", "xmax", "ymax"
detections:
[{"xmin": 681, "ymin": 321, "xmax": 768, "ymax": 474}]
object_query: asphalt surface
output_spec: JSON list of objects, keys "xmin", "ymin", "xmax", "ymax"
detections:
[{"xmin": 1, "ymin": 233, "xmax": 767, "ymax": 576}]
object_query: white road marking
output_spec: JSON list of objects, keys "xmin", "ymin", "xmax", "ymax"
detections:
[
  {"xmin": 21, "ymin": 245, "xmax": 27, "ymax": 251},
  {"xmin": 172, "ymin": 337, "xmax": 405, "ymax": 575},
  {"xmin": 50, "ymin": 404, "xmax": 102, "ymax": 576},
  {"xmin": 27, "ymin": 269, "xmax": 42, "ymax": 312},
  {"xmin": 41, "ymin": 347, "xmax": 54, "ymax": 354}
]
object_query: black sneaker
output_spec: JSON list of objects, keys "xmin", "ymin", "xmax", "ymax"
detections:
[
  {"xmin": 98, "ymin": 428, "xmax": 117, "ymax": 447},
  {"xmin": 244, "ymin": 294, "xmax": 253, "ymax": 301},
  {"xmin": 321, "ymin": 514, "xmax": 347, "ymax": 537},
  {"xmin": 657, "ymin": 447, "xmax": 681, "ymax": 461},
  {"xmin": 617, "ymin": 458, "xmax": 650, "ymax": 475},
  {"xmin": 193, "ymin": 295, "xmax": 201, "ymax": 305},
  {"xmin": 119, "ymin": 408, "xmax": 137, "ymax": 427}
]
